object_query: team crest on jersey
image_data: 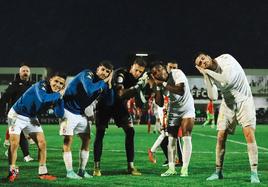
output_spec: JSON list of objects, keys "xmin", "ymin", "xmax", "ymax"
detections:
[{"xmin": 117, "ymin": 76, "xmax": 124, "ymax": 84}]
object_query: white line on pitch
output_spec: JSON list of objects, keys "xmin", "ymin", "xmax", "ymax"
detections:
[
  {"xmin": 192, "ymin": 132, "xmax": 268, "ymax": 151},
  {"xmin": 39, "ymin": 147, "xmax": 268, "ymax": 154}
]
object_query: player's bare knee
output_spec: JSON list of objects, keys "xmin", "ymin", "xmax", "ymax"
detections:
[{"xmin": 38, "ymin": 139, "xmax": 47, "ymax": 150}]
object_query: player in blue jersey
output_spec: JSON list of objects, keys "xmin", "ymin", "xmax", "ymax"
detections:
[
  {"xmin": 93, "ymin": 57, "xmax": 147, "ymax": 176},
  {"xmin": 7, "ymin": 72, "xmax": 66, "ymax": 182},
  {"xmin": 60, "ymin": 61, "xmax": 114, "ymax": 179}
]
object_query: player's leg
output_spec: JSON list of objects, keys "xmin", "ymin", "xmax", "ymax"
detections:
[
  {"xmin": 60, "ymin": 110, "xmax": 82, "ymax": 179},
  {"xmin": 19, "ymin": 132, "xmax": 33, "ymax": 162},
  {"xmin": 180, "ymin": 117, "xmax": 194, "ymax": 177},
  {"xmin": 160, "ymin": 135, "xmax": 169, "ymax": 166},
  {"xmin": 122, "ymin": 125, "xmax": 141, "ymax": 175},
  {"xmin": 238, "ymin": 97, "xmax": 260, "ymax": 183},
  {"xmin": 148, "ymin": 131, "xmax": 166, "ymax": 163},
  {"xmin": 7, "ymin": 112, "xmax": 25, "ymax": 182},
  {"xmin": 243, "ymin": 127, "xmax": 259, "ymax": 183},
  {"xmin": 207, "ymin": 130, "xmax": 227, "ymax": 180},
  {"xmin": 161, "ymin": 126, "xmax": 178, "ymax": 176},
  {"xmin": 77, "ymin": 132, "xmax": 92, "ymax": 178},
  {"xmin": 8, "ymin": 133, "xmax": 20, "ymax": 182},
  {"xmin": 30, "ymin": 131, "xmax": 56, "ymax": 181},
  {"xmin": 93, "ymin": 106, "xmax": 111, "ymax": 176}
]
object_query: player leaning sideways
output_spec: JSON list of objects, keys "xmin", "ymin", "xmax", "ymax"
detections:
[
  {"xmin": 7, "ymin": 72, "xmax": 66, "ymax": 182},
  {"xmin": 195, "ymin": 53, "xmax": 260, "ymax": 184},
  {"xmin": 60, "ymin": 61, "xmax": 113, "ymax": 179}
]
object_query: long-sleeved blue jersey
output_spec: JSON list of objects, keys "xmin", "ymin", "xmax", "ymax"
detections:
[
  {"xmin": 63, "ymin": 69, "xmax": 114, "ymax": 115},
  {"xmin": 12, "ymin": 80, "xmax": 64, "ymax": 118}
]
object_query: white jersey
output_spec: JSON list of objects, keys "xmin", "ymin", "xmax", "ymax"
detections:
[
  {"xmin": 165, "ymin": 69, "xmax": 195, "ymax": 119},
  {"xmin": 207, "ymin": 54, "xmax": 252, "ymax": 106}
]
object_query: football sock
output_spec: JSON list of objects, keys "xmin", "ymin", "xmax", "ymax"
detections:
[
  {"xmin": 79, "ymin": 150, "xmax": 89, "ymax": 170},
  {"xmin": 247, "ymin": 142, "xmax": 258, "ymax": 173},
  {"xmin": 182, "ymin": 136, "xmax": 192, "ymax": 168},
  {"xmin": 168, "ymin": 136, "xmax": 176, "ymax": 171},
  {"xmin": 151, "ymin": 133, "xmax": 165, "ymax": 153},
  {"xmin": 63, "ymin": 151, "xmax": 73, "ymax": 171}
]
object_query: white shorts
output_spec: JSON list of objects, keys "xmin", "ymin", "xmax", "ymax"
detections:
[
  {"xmin": 8, "ymin": 108, "xmax": 43, "ymax": 136},
  {"xmin": 168, "ymin": 103, "xmax": 195, "ymax": 127},
  {"xmin": 59, "ymin": 109, "xmax": 90, "ymax": 136},
  {"xmin": 217, "ymin": 97, "xmax": 256, "ymax": 134}
]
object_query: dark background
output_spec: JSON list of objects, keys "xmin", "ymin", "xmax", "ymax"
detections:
[{"xmin": 0, "ymin": 0, "xmax": 267, "ymax": 75}]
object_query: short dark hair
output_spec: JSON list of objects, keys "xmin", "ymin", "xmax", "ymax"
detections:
[
  {"xmin": 133, "ymin": 57, "xmax": 147, "ymax": 67},
  {"xmin": 166, "ymin": 60, "xmax": 178, "ymax": 65},
  {"xmin": 99, "ymin": 60, "xmax": 113, "ymax": 70},
  {"xmin": 149, "ymin": 60, "xmax": 165, "ymax": 71},
  {"xmin": 48, "ymin": 71, "xmax": 67, "ymax": 80}
]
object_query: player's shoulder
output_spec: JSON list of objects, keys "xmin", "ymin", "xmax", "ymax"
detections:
[
  {"xmin": 114, "ymin": 67, "xmax": 128, "ymax": 80},
  {"xmin": 79, "ymin": 69, "xmax": 94, "ymax": 79},
  {"xmin": 216, "ymin": 54, "xmax": 236, "ymax": 62},
  {"xmin": 114, "ymin": 67, "xmax": 127, "ymax": 76},
  {"xmin": 171, "ymin": 69, "xmax": 186, "ymax": 78}
]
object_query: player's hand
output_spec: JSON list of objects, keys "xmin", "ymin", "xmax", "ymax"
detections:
[
  {"xmin": 195, "ymin": 65, "xmax": 206, "ymax": 75},
  {"xmin": 30, "ymin": 118, "xmax": 41, "ymax": 126},
  {"xmin": 59, "ymin": 89, "xmax": 65, "ymax": 98},
  {"xmin": 104, "ymin": 71, "xmax": 113, "ymax": 89},
  {"xmin": 137, "ymin": 72, "xmax": 149, "ymax": 88}
]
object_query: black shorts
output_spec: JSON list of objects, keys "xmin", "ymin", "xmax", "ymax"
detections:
[
  {"xmin": 96, "ymin": 103, "xmax": 131, "ymax": 130},
  {"xmin": 167, "ymin": 126, "xmax": 180, "ymax": 138}
]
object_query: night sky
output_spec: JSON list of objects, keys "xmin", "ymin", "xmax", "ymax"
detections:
[{"xmin": 1, "ymin": 0, "xmax": 267, "ymax": 75}]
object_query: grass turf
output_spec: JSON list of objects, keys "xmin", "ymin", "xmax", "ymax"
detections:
[{"xmin": 0, "ymin": 124, "xmax": 267, "ymax": 186}]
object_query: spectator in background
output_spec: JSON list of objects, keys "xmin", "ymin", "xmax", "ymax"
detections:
[{"xmin": 0, "ymin": 65, "xmax": 34, "ymax": 163}]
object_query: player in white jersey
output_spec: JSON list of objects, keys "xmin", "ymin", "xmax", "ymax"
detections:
[
  {"xmin": 150, "ymin": 61, "xmax": 195, "ymax": 177},
  {"xmin": 195, "ymin": 53, "xmax": 260, "ymax": 183}
]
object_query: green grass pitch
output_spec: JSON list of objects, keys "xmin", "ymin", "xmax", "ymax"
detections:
[{"xmin": 0, "ymin": 124, "xmax": 267, "ymax": 186}]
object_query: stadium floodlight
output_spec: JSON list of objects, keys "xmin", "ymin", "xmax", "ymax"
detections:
[{"xmin": 136, "ymin": 53, "xmax": 148, "ymax": 57}]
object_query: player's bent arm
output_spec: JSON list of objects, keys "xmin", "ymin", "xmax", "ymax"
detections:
[
  {"xmin": 204, "ymin": 74, "xmax": 218, "ymax": 100},
  {"xmin": 35, "ymin": 83, "xmax": 62, "ymax": 103},
  {"xmin": 204, "ymin": 69, "xmax": 228, "ymax": 85},
  {"xmin": 164, "ymin": 83, "xmax": 185, "ymax": 95},
  {"xmin": 116, "ymin": 84, "xmax": 139, "ymax": 100},
  {"xmin": 53, "ymin": 99, "xmax": 64, "ymax": 118},
  {"xmin": 80, "ymin": 73, "xmax": 108, "ymax": 96}
]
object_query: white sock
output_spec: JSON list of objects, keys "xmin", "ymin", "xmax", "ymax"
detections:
[
  {"xmin": 182, "ymin": 136, "xmax": 192, "ymax": 169},
  {"xmin": 38, "ymin": 164, "xmax": 48, "ymax": 175},
  {"xmin": 63, "ymin": 151, "xmax": 73, "ymax": 172},
  {"xmin": 247, "ymin": 142, "xmax": 258, "ymax": 173},
  {"xmin": 151, "ymin": 133, "xmax": 165, "ymax": 152},
  {"xmin": 79, "ymin": 150, "xmax": 89, "ymax": 170},
  {"xmin": 168, "ymin": 135, "xmax": 176, "ymax": 171},
  {"xmin": 128, "ymin": 162, "xmax": 134, "ymax": 168}
]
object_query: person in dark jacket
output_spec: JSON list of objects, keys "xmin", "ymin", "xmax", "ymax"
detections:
[{"xmin": 0, "ymin": 65, "xmax": 34, "ymax": 162}]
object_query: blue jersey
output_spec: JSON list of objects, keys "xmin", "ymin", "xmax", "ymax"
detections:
[
  {"xmin": 12, "ymin": 80, "xmax": 64, "ymax": 118},
  {"xmin": 63, "ymin": 69, "xmax": 114, "ymax": 115}
]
